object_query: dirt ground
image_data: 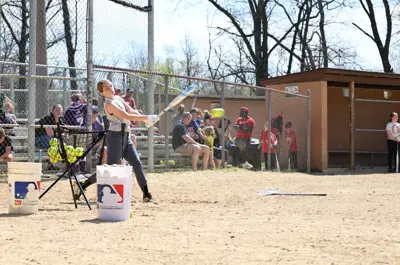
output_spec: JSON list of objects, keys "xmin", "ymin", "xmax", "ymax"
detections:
[{"xmin": 0, "ymin": 168, "xmax": 399, "ymax": 265}]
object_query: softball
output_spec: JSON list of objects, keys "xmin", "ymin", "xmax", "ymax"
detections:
[{"xmin": 210, "ymin": 108, "xmax": 225, "ymax": 118}]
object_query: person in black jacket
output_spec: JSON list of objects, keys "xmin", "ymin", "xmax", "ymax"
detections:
[{"xmin": 35, "ymin": 104, "xmax": 63, "ymax": 149}]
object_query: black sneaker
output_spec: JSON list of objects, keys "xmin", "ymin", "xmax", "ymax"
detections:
[
  {"xmin": 141, "ymin": 185, "xmax": 152, "ymax": 202},
  {"xmin": 143, "ymin": 192, "xmax": 152, "ymax": 202}
]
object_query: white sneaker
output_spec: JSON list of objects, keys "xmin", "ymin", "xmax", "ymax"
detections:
[
  {"xmin": 72, "ymin": 181, "xmax": 81, "ymax": 200},
  {"xmin": 241, "ymin": 161, "xmax": 253, "ymax": 169}
]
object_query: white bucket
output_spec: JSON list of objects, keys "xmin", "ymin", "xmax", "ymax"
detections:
[
  {"xmin": 97, "ymin": 165, "xmax": 132, "ymax": 221},
  {"xmin": 7, "ymin": 162, "xmax": 42, "ymax": 214}
]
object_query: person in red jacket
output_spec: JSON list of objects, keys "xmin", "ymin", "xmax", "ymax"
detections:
[
  {"xmin": 285, "ymin": 121, "xmax": 298, "ymax": 170},
  {"xmin": 234, "ymin": 107, "xmax": 255, "ymax": 169},
  {"xmin": 260, "ymin": 122, "xmax": 278, "ymax": 170}
]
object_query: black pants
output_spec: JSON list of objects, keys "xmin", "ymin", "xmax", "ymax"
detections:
[
  {"xmin": 264, "ymin": 153, "xmax": 276, "ymax": 170},
  {"xmin": 234, "ymin": 138, "xmax": 251, "ymax": 164},
  {"xmin": 289, "ymin": 152, "xmax": 298, "ymax": 169},
  {"xmin": 387, "ymin": 139, "xmax": 398, "ymax": 171}
]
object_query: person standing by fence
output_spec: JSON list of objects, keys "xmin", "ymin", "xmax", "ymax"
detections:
[
  {"xmin": 285, "ymin": 121, "xmax": 298, "ymax": 170},
  {"xmin": 260, "ymin": 122, "xmax": 278, "ymax": 170},
  {"xmin": 386, "ymin": 112, "xmax": 400, "ymax": 173},
  {"xmin": 234, "ymin": 107, "xmax": 255, "ymax": 169}
]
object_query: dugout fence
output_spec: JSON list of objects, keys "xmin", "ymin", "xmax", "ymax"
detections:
[
  {"xmin": 349, "ymin": 89, "xmax": 400, "ymax": 170},
  {"xmin": 0, "ymin": 0, "xmax": 311, "ymax": 174},
  {"xmin": 94, "ymin": 65, "xmax": 312, "ymax": 173}
]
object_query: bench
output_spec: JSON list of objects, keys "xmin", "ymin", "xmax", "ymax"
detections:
[
  {"xmin": 328, "ymin": 150, "xmax": 387, "ymax": 168},
  {"xmin": 4, "ymin": 126, "xmax": 191, "ymax": 170}
]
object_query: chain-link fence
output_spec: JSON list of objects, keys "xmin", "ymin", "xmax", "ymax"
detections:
[
  {"xmin": 0, "ymin": 61, "xmax": 89, "ymax": 175},
  {"xmin": 0, "ymin": 1, "xmax": 310, "ymax": 176},
  {"xmin": 93, "ymin": 65, "xmax": 311, "ymax": 173}
]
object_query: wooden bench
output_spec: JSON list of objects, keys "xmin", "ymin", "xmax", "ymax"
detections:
[
  {"xmin": 4, "ymin": 129, "xmax": 189, "ymax": 170},
  {"xmin": 328, "ymin": 150, "xmax": 387, "ymax": 168}
]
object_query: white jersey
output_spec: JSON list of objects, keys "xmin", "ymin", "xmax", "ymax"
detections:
[
  {"xmin": 386, "ymin": 122, "xmax": 400, "ymax": 139},
  {"xmin": 104, "ymin": 96, "xmax": 130, "ymax": 132}
]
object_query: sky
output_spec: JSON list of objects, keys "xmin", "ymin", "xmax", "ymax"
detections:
[{"xmin": 91, "ymin": 0, "xmax": 398, "ymax": 74}]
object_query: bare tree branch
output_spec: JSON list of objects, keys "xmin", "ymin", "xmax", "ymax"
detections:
[{"xmin": 107, "ymin": 0, "xmax": 152, "ymax": 12}]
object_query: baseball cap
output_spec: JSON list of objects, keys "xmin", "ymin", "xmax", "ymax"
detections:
[{"xmin": 240, "ymin": 107, "xmax": 249, "ymax": 113}]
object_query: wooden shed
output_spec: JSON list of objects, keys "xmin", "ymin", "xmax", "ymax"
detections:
[{"xmin": 261, "ymin": 68, "xmax": 400, "ymax": 171}]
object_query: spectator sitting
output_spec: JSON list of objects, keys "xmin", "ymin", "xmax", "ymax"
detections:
[
  {"xmin": 64, "ymin": 92, "xmax": 88, "ymax": 127},
  {"xmin": 64, "ymin": 93, "xmax": 88, "ymax": 173},
  {"xmin": 172, "ymin": 112, "xmax": 210, "ymax": 171},
  {"xmin": 188, "ymin": 108, "xmax": 206, "ymax": 143},
  {"xmin": 0, "ymin": 96, "xmax": 18, "ymax": 136},
  {"xmin": 204, "ymin": 111, "xmax": 227, "ymax": 168},
  {"xmin": 0, "ymin": 128, "xmax": 14, "ymax": 162},
  {"xmin": 196, "ymin": 109, "xmax": 203, "ymax": 126},
  {"xmin": 172, "ymin": 104, "xmax": 185, "ymax": 130},
  {"xmin": 114, "ymin": 88, "xmax": 121, "ymax": 96},
  {"xmin": 121, "ymin": 89, "xmax": 136, "ymax": 110},
  {"xmin": 91, "ymin": 98, "xmax": 103, "ymax": 123},
  {"xmin": 121, "ymin": 89, "xmax": 138, "ymax": 146},
  {"xmin": 218, "ymin": 116, "xmax": 233, "ymax": 143},
  {"xmin": 91, "ymin": 106, "xmax": 107, "ymax": 164},
  {"xmin": 233, "ymin": 107, "xmax": 255, "ymax": 169},
  {"xmin": 203, "ymin": 126, "xmax": 216, "ymax": 169},
  {"xmin": 35, "ymin": 104, "xmax": 63, "ymax": 149},
  {"xmin": 4, "ymin": 102, "xmax": 16, "ymax": 122}
]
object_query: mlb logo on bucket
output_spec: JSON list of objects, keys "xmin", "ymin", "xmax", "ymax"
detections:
[
  {"xmin": 97, "ymin": 184, "xmax": 124, "ymax": 204},
  {"xmin": 14, "ymin": 181, "xmax": 40, "ymax": 200}
]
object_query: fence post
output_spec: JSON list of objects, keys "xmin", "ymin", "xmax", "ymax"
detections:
[
  {"xmin": 63, "ymin": 69, "xmax": 68, "ymax": 108},
  {"xmin": 28, "ymin": 0, "xmax": 37, "ymax": 162},
  {"xmin": 134, "ymin": 76, "xmax": 140, "ymax": 110},
  {"xmin": 220, "ymin": 83, "xmax": 225, "ymax": 167},
  {"xmin": 10, "ymin": 77, "xmax": 15, "ymax": 103},
  {"xmin": 267, "ymin": 89, "xmax": 272, "ymax": 170},
  {"xmin": 307, "ymin": 89, "xmax": 311, "ymax": 174},
  {"xmin": 86, "ymin": 0, "xmax": 94, "ymax": 173},
  {"xmin": 122, "ymin": 73, "xmax": 126, "ymax": 92},
  {"xmin": 164, "ymin": 76, "xmax": 169, "ymax": 169},
  {"xmin": 349, "ymin": 81, "xmax": 355, "ymax": 171},
  {"xmin": 147, "ymin": 0, "xmax": 155, "ymax": 172}
]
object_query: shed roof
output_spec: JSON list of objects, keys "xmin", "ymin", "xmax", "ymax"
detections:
[{"xmin": 261, "ymin": 68, "xmax": 400, "ymax": 89}]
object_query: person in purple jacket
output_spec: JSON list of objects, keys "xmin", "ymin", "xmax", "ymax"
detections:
[
  {"xmin": 64, "ymin": 93, "xmax": 88, "ymax": 127},
  {"xmin": 91, "ymin": 105, "xmax": 107, "ymax": 164},
  {"xmin": 64, "ymin": 92, "xmax": 88, "ymax": 173}
]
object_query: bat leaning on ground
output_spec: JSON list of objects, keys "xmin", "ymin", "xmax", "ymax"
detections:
[
  {"xmin": 275, "ymin": 149, "xmax": 280, "ymax": 172},
  {"xmin": 145, "ymin": 84, "xmax": 198, "ymax": 128}
]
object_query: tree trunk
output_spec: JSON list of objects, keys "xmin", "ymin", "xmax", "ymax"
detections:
[
  {"xmin": 61, "ymin": 0, "xmax": 77, "ymax": 90},
  {"xmin": 261, "ymin": 4, "xmax": 268, "ymax": 77},
  {"xmin": 354, "ymin": 0, "xmax": 393, "ymax": 72},
  {"xmin": 287, "ymin": 2, "xmax": 306, "ymax": 74},
  {"xmin": 18, "ymin": 0, "xmax": 28, "ymax": 117},
  {"xmin": 253, "ymin": 3, "xmax": 263, "ymax": 86},
  {"xmin": 318, "ymin": 0, "xmax": 328, "ymax": 67}
]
